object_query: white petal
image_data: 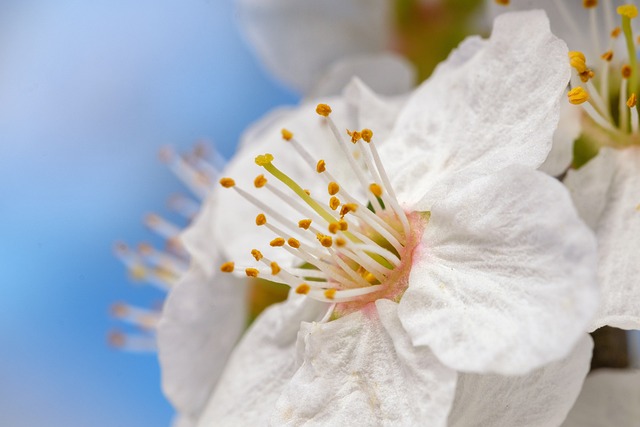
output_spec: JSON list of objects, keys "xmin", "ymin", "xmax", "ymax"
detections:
[
  {"xmin": 562, "ymin": 369, "xmax": 640, "ymax": 427},
  {"xmin": 271, "ymin": 300, "xmax": 457, "ymax": 426},
  {"xmin": 158, "ymin": 264, "xmax": 247, "ymax": 418},
  {"xmin": 172, "ymin": 414, "xmax": 196, "ymax": 427},
  {"xmin": 449, "ymin": 335, "xmax": 593, "ymax": 427},
  {"xmin": 399, "ymin": 167, "xmax": 599, "ymax": 375},
  {"xmin": 539, "ymin": 97, "xmax": 582, "ymax": 176},
  {"xmin": 196, "ymin": 293, "xmax": 328, "ymax": 426},
  {"xmin": 308, "ymin": 53, "xmax": 415, "ymax": 99},
  {"xmin": 380, "ymin": 11, "xmax": 570, "ymax": 210},
  {"xmin": 180, "ymin": 192, "xmax": 220, "ymax": 276},
  {"xmin": 565, "ymin": 147, "xmax": 640, "ymax": 330},
  {"xmin": 237, "ymin": 0, "xmax": 390, "ymax": 93}
]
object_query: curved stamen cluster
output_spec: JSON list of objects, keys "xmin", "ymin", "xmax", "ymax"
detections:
[{"xmin": 219, "ymin": 104, "xmax": 411, "ymax": 304}]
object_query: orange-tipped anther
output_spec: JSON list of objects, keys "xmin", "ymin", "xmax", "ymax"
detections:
[
  {"xmin": 361, "ymin": 128, "xmax": 373, "ymax": 142},
  {"xmin": 251, "ymin": 249, "xmax": 263, "ymax": 261},
  {"xmin": 296, "ymin": 284, "xmax": 311, "ymax": 294},
  {"xmin": 316, "ymin": 104, "xmax": 332, "ymax": 117},
  {"xmin": 245, "ymin": 268, "xmax": 259, "ymax": 278},
  {"xmin": 324, "ymin": 288, "xmax": 337, "ymax": 299},
  {"xmin": 328, "ymin": 182, "xmax": 340, "ymax": 195},
  {"xmin": 329, "ymin": 196, "xmax": 340, "ymax": 210},
  {"xmin": 270, "ymin": 237, "xmax": 286, "ymax": 247},
  {"xmin": 256, "ymin": 213, "xmax": 267, "ymax": 226},
  {"xmin": 219, "ymin": 177, "xmax": 235, "ymax": 188},
  {"xmin": 254, "ymin": 174, "xmax": 267, "ymax": 188},
  {"xmin": 316, "ymin": 159, "xmax": 326, "ymax": 173},
  {"xmin": 298, "ymin": 219, "xmax": 312, "ymax": 229},
  {"xmin": 288, "ymin": 237, "xmax": 301, "ymax": 248},
  {"xmin": 281, "ymin": 128, "xmax": 293, "ymax": 141},
  {"xmin": 220, "ymin": 262, "xmax": 235, "ymax": 273},
  {"xmin": 270, "ymin": 262, "xmax": 281, "ymax": 275}
]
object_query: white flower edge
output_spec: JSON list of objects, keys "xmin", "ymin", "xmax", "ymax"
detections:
[
  {"xmin": 380, "ymin": 10, "xmax": 570, "ymax": 211},
  {"xmin": 561, "ymin": 369, "xmax": 640, "ymax": 427},
  {"xmin": 449, "ymin": 335, "xmax": 593, "ymax": 426},
  {"xmin": 158, "ymin": 263, "xmax": 247, "ymax": 419},
  {"xmin": 564, "ymin": 147, "xmax": 640, "ymax": 330}
]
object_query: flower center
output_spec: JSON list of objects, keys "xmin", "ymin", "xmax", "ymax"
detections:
[{"xmin": 219, "ymin": 104, "xmax": 421, "ymax": 314}]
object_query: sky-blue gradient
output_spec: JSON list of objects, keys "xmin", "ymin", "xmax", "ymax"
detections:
[{"xmin": 0, "ymin": 1, "xmax": 297, "ymax": 426}]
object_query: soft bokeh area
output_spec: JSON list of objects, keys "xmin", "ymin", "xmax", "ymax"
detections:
[{"xmin": 0, "ymin": 1, "xmax": 296, "ymax": 426}]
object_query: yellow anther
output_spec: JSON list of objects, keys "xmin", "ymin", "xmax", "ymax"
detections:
[
  {"xmin": 569, "ymin": 51, "xmax": 587, "ymax": 74},
  {"xmin": 245, "ymin": 268, "xmax": 259, "ymax": 278},
  {"xmin": 298, "ymin": 219, "xmax": 312, "ymax": 229},
  {"xmin": 336, "ymin": 237, "xmax": 347, "ymax": 247},
  {"xmin": 270, "ymin": 262, "xmax": 281, "ymax": 275},
  {"xmin": 316, "ymin": 159, "xmax": 326, "ymax": 173},
  {"xmin": 288, "ymin": 237, "xmax": 301, "ymax": 248},
  {"xmin": 579, "ymin": 69, "xmax": 595, "ymax": 83},
  {"xmin": 340, "ymin": 203, "xmax": 358, "ymax": 217},
  {"xmin": 568, "ymin": 87, "xmax": 590, "ymax": 105},
  {"xmin": 612, "ymin": 27, "xmax": 622, "ymax": 38},
  {"xmin": 602, "ymin": 50, "xmax": 614, "ymax": 61},
  {"xmin": 339, "ymin": 220, "xmax": 348, "ymax": 231},
  {"xmin": 281, "ymin": 128, "xmax": 293, "ymax": 141},
  {"xmin": 329, "ymin": 196, "xmax": 341, "ymax": 210},
  {"xmin": 628, "ymin": 93, "xmax": 637, "ymax": 108},
  {"xmin": 251, "ymin": 249, "xmax": 263, "ymax": 261},
  {"xmin": 618, "ymin": 5, "xmax": 638, "ymax": 19},
  {"xmin": 369, "ymin": 183, "xmax": 383, "ymax": 197},
  {"xmin": 220, "ymin": 262, "xmax": 235, "ymax": 273},
  {"xmin": 328, "ymin": 222, "xmax": 340, "ymax": 234},
  {"xmin": 270, "ymin": 237, "xmax": 285, "ymax": 247},
  {"xmin": 328, "ymin": 181, "xmax": 340, "ymax": 195},
  {"xmin": 361, "ymin": 128, "xmax": 373, "ymax": 143},
  {"xmin": 254, "ymin": 174, "xmax": 267, "ymax": 188},
  {"xmin": 256, "ymin": 213, "xmax": 267, "ymax": 226},
  {"xmin": 494, "ymin": 0, "xmax": 510, "ymax": 5},
  {"xmin": 296, "ymin": 284, "xmax": 311, "ymax": 295},
  {"xmin": 623, "ymin": 64, "xmax": 633, "ymax": 78},
  {"xmin": 347, "ymin": 129, "xmax": 362, "ymax": 143},
  {"xmin": 255, "ymin": 153, "xmax": 274, "ymax": 166},
  {"xmin": 219, "ymin": 177, "xmax": 236, "ymax": 188},
  {"xmin": 324, "ymin": 288, "xmax": 337, "ymax": 300},
  {"xmin": 304, "ymin": 189, "xmax": 311, "ymax": 195},
  {"xmin": 583, "ymin": 0, "xmax": 597, "ymax": 8},
  {"xmin": 316, "ymin": 234, "xmax": 333, "ymax": 248},
  {"xmin": 316, "ymin": 104, "xmax": 332, "ymax": 117}
]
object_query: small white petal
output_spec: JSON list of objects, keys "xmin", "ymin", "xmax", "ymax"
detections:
[
  {"xmin": 308, "ymin": 53, "xmax": 415, "ymax": 99},
  {"xmin": 399, "ymin": 167, "xmax": 599, "ymax": 375},
  {"xmin": 196, "ymin": 293, "xmax": 328, "ymax": 426},
  {"xmin": 380, "ymin": 10, "xmax": 570, "ymax": 210},
  {"xmin": 237, "ymin": 0, "xmax": 390, "ymax": 93},
  {"xmin": 449, "ymin": 335, "xmax": 593, "ymax": 427},
  {"xmin": 565, "ymin": 147, "xmax": 640, "ymax": 330},
  {"xmin": 158, "ymin": 264, "xmax": 247, "ymax": 418},
  {"xmin": 271, "ymin": 300, "xmax": 456, "ymax": 426},
  {"xmin": 539, "ymin": 97, "xmax": 582, "ymax": 176},
  {"xmin": 562, "ymin": 369, "xmax": 640, "ymax": 427}
]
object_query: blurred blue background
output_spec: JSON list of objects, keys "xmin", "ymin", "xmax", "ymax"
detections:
[{"xmin": 0, "ymin": 1, "xmax": 297, "ymax": 425}]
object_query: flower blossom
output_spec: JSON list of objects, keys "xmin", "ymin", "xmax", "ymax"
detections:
[
  {"xmin": 493, "ymin": 1, "xmax": 640, "ymax": 332},
  {"xmin": 189, "ymin": 11, "xmax": 599, "ymax": 425}
]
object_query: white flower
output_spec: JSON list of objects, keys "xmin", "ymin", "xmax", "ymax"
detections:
[
  {"xmin": 494, "ymin": 1, "xmax": 640, "ymax": 331},
  {"xmin": 562, "ymin": 369, "xmax": 640, "ymax": 427},
  {"xmin": 193, "ymin": 11, "xmax": 598, "ymax": 425},
  {"xmin": 564, "ymin": 147, "xmax": 640, "ymax": 330}
]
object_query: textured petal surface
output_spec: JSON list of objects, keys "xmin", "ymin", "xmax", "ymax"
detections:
[
  {"xmin": 399, "ymin": 167, "xmax": 599, "ymax": 375},
  {"xmin": 379, "ymin": 11, "xmax": 570, "ymax": 210},
  {"xmin": 158, "ymin": 263, "xmax": 247, "ymax": 419},
  {"xmin": 196, "ymin": 293, "xmax": 328, "ymax": 426},
  {"xmin": 539, "ymin": 97, "xmax": 582, "ymax": 176},
  {"xmin": 237, "ymin": 0, "xmax": 389, "ymax": 93},
  {"xmin": 271, "ymin": 300, "xmax": 457, "ymax": 426},
  {"xmin": 562, "ymin": 369, "xmax": 640, "ymax": 427},
  {"xmin": 449, "ymin": 335, "xmax": 593, "ymax": 427},
  {"xmin": 308, "ymin": 53, "xmax": 415, "ymax": 99},
  {"xmin": 565, "ymin": 147, "xmax": 640, "ymax": 330}
]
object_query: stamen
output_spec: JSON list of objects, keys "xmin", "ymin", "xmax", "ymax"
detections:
[
  {"xmin": 316, "ymin": 159, "xmax": 326, "ymax": 173},
  {"xmin": 568, "ymin": 87, "xmax": 590, "ymax": 104},
  {"xmin": 219, "ymin": 177, "xmax": 235, "ymax": 188},
  {"xmin": 288, "ymin": 237, "xmax": 301, "ymax": 248},
  {"xmin": 270, "ymin": 237, "xmax": 285, "ymax": 247},
  {"xmin": 299, "ymin": 219, "xmax": 312, "ymax": 229},
  {"xmin": 245, "ymin": 268, "xmax": 259, "ymax": 277},
  {"xmin": 254, "ymin": 174, "xmax": 268, "ymax": 188},
  {"xmin": 281, "ymin": 128, "xmax": 293, "ymax": 141},
  {"xmin": 256, "ymin": 213, "xmax": 267, "ymax": 226},
  {"xmin": 251, "ymin": 249, "xmax": 263, "ymax": 261},
  {"xmin": 619, "ymin": 5, "xmax": 639, "ymax": 96},
  {"xmin": 220, "ymin": 262, "xmax": 235, "ymax": 273},
  {"xmin": 328, "ymin": 182, "xmax": 340, "ymax": 195}
]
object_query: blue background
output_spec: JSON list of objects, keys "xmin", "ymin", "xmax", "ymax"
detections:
[{"xmin": 0, "ymin": 1, "xmax": 297, "ymax": 426}]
